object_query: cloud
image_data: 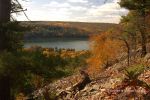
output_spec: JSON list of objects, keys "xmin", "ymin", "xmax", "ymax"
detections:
[
  {"xmin": 14, "ymin": 0, "xmax": 128, "ymax": 23},
  {"xmin": 88, "ymin": 1, "xmax": 127, "ymax": 16},
  {"xmin": 13, "ymin": 1, "xmax": 71, "ymax": 21},
  {"xmin": 76, "ymin": 0, "xmax": 128, "ymax": 23},
  {"xmin": 67, "ymin": 0, "xmax": 88, "ymax": 3},
  {"xmin": 43, "ymin": 1, "xmax": 71, "ymax": 8}
]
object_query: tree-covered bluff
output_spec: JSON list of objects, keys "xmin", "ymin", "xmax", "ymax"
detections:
[{"xmin": 21, "ymin": 21, "xmax": 117, "ymax": 40}]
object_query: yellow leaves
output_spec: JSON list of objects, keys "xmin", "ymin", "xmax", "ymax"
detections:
[
  {"xmin": 88, "ymin": 32, "xmax": 123, "ymax": 75},
  {"xmin": 60, "ymin": 51, "xmax": 75, "ymax": 58},
  {"xmin": 43, "ymin": 50, "xmax": 49, "ymax": 55},
  {"xmin": 42, "ymin": 48, "xmax": 88, "ymax": 59},
  {"xmin": 60, "ymin": 50, "xmax": 88, "ymax": 59},
  {"xmin": 43, "ymin": 49, "xmax": 56, "ymax": 57},
  {"xmin": 16, "ymin": 93, "xmax": 26, "ymax": 100}
]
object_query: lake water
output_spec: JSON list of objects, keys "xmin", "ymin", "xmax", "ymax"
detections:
[{"xmin": 24, "ymin": 38, "xmax": 89, "ymax": 51}]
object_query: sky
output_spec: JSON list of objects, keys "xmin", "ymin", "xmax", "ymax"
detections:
[{"xmin": 13, "ymin": 0, "xmax": 128, "ymax": 23}]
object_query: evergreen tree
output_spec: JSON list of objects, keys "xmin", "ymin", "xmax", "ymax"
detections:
[
  {"xmin": 120, "ymin": 0, "xmax": 150, "ymax": 56},
  {"xmin": 0, "ymin": 0, "xmax": 28, "ymax": 99},
  {"xmin": 0, "ymin": 0, "xmax": 13, "ymax": 99}
]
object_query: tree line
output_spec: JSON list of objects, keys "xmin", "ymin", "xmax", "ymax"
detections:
[{"xmin": 24, "ymin": 24, "xmax": 90, "ymax": 40}]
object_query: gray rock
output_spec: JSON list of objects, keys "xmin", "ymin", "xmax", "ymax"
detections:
[{"xmin": 144, "ymin": 53, "xmax": 150, "ymax": 61}]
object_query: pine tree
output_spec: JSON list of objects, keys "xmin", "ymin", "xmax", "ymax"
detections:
[
  {"xmin": 0, "ymin": 0, "xmax": 27, "ymax": 99},
  {"xmin": 120, "ymin": 0, "xmax": 150, "ymax": 56}
]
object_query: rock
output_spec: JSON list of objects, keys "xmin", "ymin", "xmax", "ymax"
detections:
[
  {"xmin": 144, "ymin": 53, "xmax": 150, "ymax": 61},
  {"xmin": 82, "ymin": 92, "xmax": 88, "ymax": 96},
  {"xmin": 148, "ymin": 59, "xmax": 150, "ymax": 64},
  {"xmin": 92, "ymin": 84, "xmax": 100, "ymax": 90},
  {"xmin": 100, "ymin": 88, "xmax": 106, "ymax": 92}
]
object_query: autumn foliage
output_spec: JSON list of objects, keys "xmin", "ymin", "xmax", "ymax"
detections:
[{"xmin": 87, "ymin": 32, "xmax": 123, "ymax": 75}]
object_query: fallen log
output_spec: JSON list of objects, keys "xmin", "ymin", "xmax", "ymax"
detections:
[{"xmin": 72, "ymin": 70, "xmax": 91, "ymax": 92}]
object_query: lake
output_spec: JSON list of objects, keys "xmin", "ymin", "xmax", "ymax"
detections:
[{"xmin": 24, "ymin": 38, "xmax": 89, "ymax": 51}]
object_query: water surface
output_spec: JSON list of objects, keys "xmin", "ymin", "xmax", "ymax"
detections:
[{"xmin": 24, "ymin": 38, "xmax": 89, "ymax": 51}]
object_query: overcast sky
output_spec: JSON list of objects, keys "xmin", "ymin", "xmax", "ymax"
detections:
[{"xmin": 13, "ymin": 0, "xmax": 128, "ymax": 23}]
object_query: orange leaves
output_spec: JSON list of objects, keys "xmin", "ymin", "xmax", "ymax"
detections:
[{"xmin": 87, "ymin": 32, "xmax": 123, "ymax": 74}]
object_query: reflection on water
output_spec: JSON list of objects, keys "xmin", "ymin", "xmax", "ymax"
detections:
[{"xmin": 24, "ymin": 38, "xmax": 89, "ymax": 51}]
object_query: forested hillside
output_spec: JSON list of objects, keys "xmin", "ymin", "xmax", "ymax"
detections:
[{"xmin": 21, "ymin": 21, "xmax": 117, "ymax": 40}]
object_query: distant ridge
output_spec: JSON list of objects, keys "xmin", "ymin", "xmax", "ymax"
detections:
[
  {"xmin": 21, "ymin": 21, "xmax": 118, "ymax": 34},
  {"xmin": 21, "ymin": 21, "xmax": 118, "ymax": 40}
]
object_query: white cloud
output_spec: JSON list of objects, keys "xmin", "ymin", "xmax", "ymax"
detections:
[
  {"xmin": 112, "ymin": 0, "xmax": 120, "ymax": 3},
  {"xmin": 84, "ymin": 0, "xmax": 128, "ymax": 23},
  {"xmin": 43, "ymin": 1, "xmax": 71, "ymax": 8},
  {"xmin": 90, "ymin": 1, "xmax": 124, "ymax": 15},
  {"xmin": 14, "ymin": 0, "xmax": 128, "ymax": 23},
  {"xmin": 13, "ymin": 1, "xmax": 71, "ymax": 21},
  {"xmin": 67, "ymin": 0, "xmax": 88, "ymax": 3}
]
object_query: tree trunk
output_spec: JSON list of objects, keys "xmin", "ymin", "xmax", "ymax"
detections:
[
  {"xmin": 0, "ymin": 0, "xmax": 11, "ymax": 51},
  {"xmin": 140, "ymin": 0, "xmax": 147, "ymax": 57},
  {"xmin": 0, "ymin": 76, "xmax": 11, "ymax": 100},
  {"xmin": 125, "ymin": 41, "xmax": 130, "ymax": 66},
  {"xmin": 137, "ymin": 15, "xmax": 147, "ymax": 57},
  {"xmin": 0, "ymin": 0, "xmax": 11, "ymax": 50},
  {"xmin": 123, "ymin": 39, "xmax": 130, "ymax": 66},
  {"xmin": 0, "ymin": 0, "xmax": 11, "ymax": 99},
  {"xmin": 0, "ymin": 0, "xmax": 11, "ymax": 22},
  {"xmin": 141, "ymin": 32, "xmax": 147, "ymax": 57}
]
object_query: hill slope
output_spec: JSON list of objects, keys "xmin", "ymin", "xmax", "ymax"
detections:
[{"xmin": 21, "ymin": 21, "xmax": 118, "ymax": 40}]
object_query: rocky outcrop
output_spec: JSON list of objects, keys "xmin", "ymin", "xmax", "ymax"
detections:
[{"xmin": 32, "ymin": 51, "xmax": 150, "ymax": 100}]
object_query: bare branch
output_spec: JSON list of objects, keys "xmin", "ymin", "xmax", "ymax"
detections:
[
  {"xmin": 12, "ymin": 0, "xmax": 31, "ymax": 21},
  {"xmin": 11, "ymin": 9, "xmax": 27, "ymax": 13}
]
